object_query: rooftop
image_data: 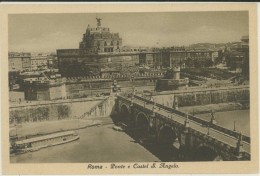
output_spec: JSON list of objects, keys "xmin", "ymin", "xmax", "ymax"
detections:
[{"xmin": 8, "ymin": 52, "xmax": 31, "ymax": 58}]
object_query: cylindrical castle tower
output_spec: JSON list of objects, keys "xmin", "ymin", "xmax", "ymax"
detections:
[{"xmin": 172, "ymin": 65, "xmax": 181, "ymax": 80}]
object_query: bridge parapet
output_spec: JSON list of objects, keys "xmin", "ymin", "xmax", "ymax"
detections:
[{"xmin": 132, "ymin": 94, "xmax": 250, "ymax": 143}]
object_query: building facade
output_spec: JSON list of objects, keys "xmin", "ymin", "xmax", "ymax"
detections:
[
  {"xmin": 79, "ymin": 18, "xmax": 123, "ymax": 53},
  {"xmin": 241, "ymin": 35, "xmax": 249, "ymax": 49},
  {"xmin": 139, "ymin": 53, "xmax": 154, "ymax": 66},
  {"xmin": 139, "ymin": 48, "xmax": 215, "ymax": 69},
  {"xmin": 8, "ymin": 52, "xmax": 31, "ymax": 72},
  {"xmin": 31, "ymin": 53, "xmax": 49, "ymax": 71},
  {"xmin": 223, "ymin": 35, "xmax": 249, "ymax": 75}
]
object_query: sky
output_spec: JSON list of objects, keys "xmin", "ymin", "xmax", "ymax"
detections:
[{"xmin": 9, "ymin": 12, "xmax": 249, "ymax": 53}]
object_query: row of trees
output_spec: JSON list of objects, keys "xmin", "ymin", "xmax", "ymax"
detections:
[
  {"xmin": 184, "ymin": 58, "xmax": 214, "ymax": 68},
  {"xmin": 9, "ymin": 105, "xmax": 71, "ymax": 125}
]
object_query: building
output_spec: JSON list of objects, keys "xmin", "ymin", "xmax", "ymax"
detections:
[
  {"xmin": 228, "ymin": 51, "xmax": 245, "ymax": 73},
  {"xmin": 8, "ymin": 52, "xmax": 31, "ymax": 72},
  {"xmin": 241, "ymin": 35, "xmax": 249, "ymax": 49},
  {"xmin": 57, "ymin": 18, "xmax": 140, "ymax": 77},
  {"xmin": 23, "ymin": 74, "xmax": 66, "ymax": 101},
  {"xmin": 161, "ymin": 48, "xmax": 187, "ymax": 68},
  {"xmin": 138, "ymin": 48, "xmax": 215, "ymax": 69},
  {"xmin": 31, "ymin": 53, "xmax": 48, "ymax": 71},
  {"xmin": 79, "ymin": 18, "xmax": 122, "ymax": 53},
  {"xmin": 139, "ymin": 53, "xmax": 154, "ymax": 66},
  {"xmin": 47, "ymin": 53, "xmax": 58, "ymax": 69},
  {"xmin": 211, "ymin": 51, "xmax": 219, "ymax": 63},
  {"xmin": 155, "ymin": 66, "xmax": 189, "ymax": 91},
  {"xmin": 223, "ymin": 36, "xmax": 249, "ymax": 75}
]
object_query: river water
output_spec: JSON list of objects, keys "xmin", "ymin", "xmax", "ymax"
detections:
[
  {"xmin": 10, "ymin": 110, "xmax": 250, "ymax": 163},
  {"xmin": 196, "ymin": 110, "xmax": 250, "ymax": 136},
  {"xmin": 10, "ymin": 117, "xmax": 159, "ymax": 163}
]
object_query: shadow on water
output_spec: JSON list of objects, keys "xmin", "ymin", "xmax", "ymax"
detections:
[{"xmin": 110, "ymin": 115, "xmax": 180, "ymax": 162}]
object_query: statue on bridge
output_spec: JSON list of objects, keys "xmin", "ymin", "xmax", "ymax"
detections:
[
  {"xmin": 210, "ymin": 110, "xmax": 217, "ymax": 124},
  {"xmin": 235, "ymin": 131, "xmax": 244, "ymax": 159},
  {"xmin": 184, "ymin": 113, "xmax": 190, "ymax": 133}
]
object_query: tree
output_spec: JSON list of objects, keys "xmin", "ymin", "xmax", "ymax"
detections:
[
  {"xmin": 185, "ymin": 57, "xmax": 193, "ymax": 68},
  {"xmin": 57, "ymin": 105, "xmax": 70, "ymax": 119},
  {"xmin": 242, "ymin": 52, "xmax": 249, "ymax": 79},
  {"xmin": 205, "ymin": 59, "xmax": 213, "ymax": 68}
]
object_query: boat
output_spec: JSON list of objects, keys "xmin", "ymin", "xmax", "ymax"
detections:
[
  {"xmin": 12, "ymin": 131, "xmax": 79, "ymax": 154},
  {"xmin": 112, "ymin": 126, "xmax": 124, "ymax": 131},
  {"xmin": 118, "ymin": 122, "xmax": 127, "ymax": 128}
]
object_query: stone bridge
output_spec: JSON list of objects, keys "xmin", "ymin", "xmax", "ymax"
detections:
[{"xmin": 115, "ymin": 94, "xmax": 250, "ymax": 161}]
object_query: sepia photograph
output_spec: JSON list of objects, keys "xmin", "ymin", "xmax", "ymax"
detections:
[{"xmin": 1, "ymin": 3, "xmax": 259, "ymax": 174}]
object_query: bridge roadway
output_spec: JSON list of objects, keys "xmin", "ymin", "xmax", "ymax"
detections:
[{"xmin": 121, "ymin": 95, "xmax": 250, "ymax": 154}]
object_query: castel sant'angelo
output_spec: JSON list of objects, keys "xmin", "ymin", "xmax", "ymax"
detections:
[
  {"xmin": 79, "ymin": 18, "xmax": 123, "ymax": 53},
  {"xmin": 57, "ymin": 18, "xmax": 140, "ymax": 77},
  {"xmin": 24, "ymin": 18, "xmax": 189, "ymax": 101}
]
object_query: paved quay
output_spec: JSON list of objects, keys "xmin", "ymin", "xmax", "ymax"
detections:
[{"xmin": 9, "ymin": 119, "xmax": 101, "ymax": 137}]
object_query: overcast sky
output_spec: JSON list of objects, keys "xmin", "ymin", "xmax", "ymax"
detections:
[{"xmin": 9, "ymin": 12, "xmax": 249, "ymax": 53}]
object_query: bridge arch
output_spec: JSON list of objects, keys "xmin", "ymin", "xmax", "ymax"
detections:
[
  {"xmin": 135, "ymin": 112, "xmax": 150, "ymax": 138},
  {"xmin": 193, "ymin": 144, "xmax": 223, "ymax": 161},
  {"xmin": 120, "ymin": 103, "xmax": 130, "ymax": 113},
  {"xmin": 119, "ymin": 103, "xmax": 131, "ymax": 122},
  {"xmin": 158, "ymin": 125, "xmax": 177, "ymax": 145}
]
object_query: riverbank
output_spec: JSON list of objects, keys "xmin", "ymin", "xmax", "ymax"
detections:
[
  {"xmin": 179, "ymin": 102, "xmax": 244, "ymax": 115},
  {"xmin": 9, "ymin": 118, "xmax": 103, "ymax": 138}
]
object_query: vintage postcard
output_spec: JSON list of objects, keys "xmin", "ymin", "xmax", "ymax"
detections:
[{"xmin": 0, "ymin": 3, "xmax": 259, "ymax": 174}]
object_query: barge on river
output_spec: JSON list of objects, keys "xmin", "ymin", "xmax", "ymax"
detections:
[{"xmin": 12, "ymin": 131, "xmax": 79, "ymax": 154}]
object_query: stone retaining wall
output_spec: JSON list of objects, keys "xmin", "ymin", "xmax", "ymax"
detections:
[
  {"xmin": 9, "ymin": 99, "xmax": 102, "ymax": 125},
  {"xmin": 153, "ymin": 87, "xmax": 249, "ymax": 108}
]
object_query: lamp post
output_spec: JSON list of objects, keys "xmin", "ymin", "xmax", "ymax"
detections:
[
  {"xmin": 207, "ymin": 125, "xmax": 210, "ymax": 136},
  {"xmin": 151, "ymin": 97, "xmax": 156, "ymax": 116}
]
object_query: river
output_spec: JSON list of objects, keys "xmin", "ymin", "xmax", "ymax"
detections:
[
  {"xmin": 10, "ymin": 117, "xmax": 159, "ymax": 163},
  {"xmin": 196, "ymin": 110, "xmax": 250, "ymax": 136}
]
